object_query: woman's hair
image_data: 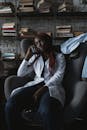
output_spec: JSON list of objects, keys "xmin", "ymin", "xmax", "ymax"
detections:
[
  {"xmin": 34, "ymin": 32, "xmax": 53, "ymax": 52},
  {"xmin": 35, "ymin": 32, "xmax": 56, "ymax": 69}
]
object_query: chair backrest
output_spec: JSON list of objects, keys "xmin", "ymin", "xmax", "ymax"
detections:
[
  {"xmin": 63, "ymin": 43, "xmax": 87, "ymax": 104},
  {"xmin": 20, "ymin": 38, "xmax": 34, "ymax": 57}
]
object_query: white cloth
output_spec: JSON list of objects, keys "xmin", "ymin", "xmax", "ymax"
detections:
[
  {"xmin": 82, "ymin": 56, "xmax": 87, "ymax": 78},
  {"xmin": 17, "ymin": 53, "xmax": 66, "ymax": 106},
  {"xmin": 61, "ymin": 33, "xmax": 87, "ymax": 54}
]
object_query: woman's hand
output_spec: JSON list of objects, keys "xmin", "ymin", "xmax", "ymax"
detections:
[
  {"xmin": 33, "ymin": 86, "xmax": 48, "ymax": 102},
  {"xmin": 25, "ymin": 46, "xmax": 34, "ymax": 61}
]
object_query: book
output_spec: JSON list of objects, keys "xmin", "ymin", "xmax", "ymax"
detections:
[
  {"xmin": 0, "ymin": 6, "xmax": 12, "ymax": 13},
  {"xmin": 19, "ymin": 7, "xmax": 34, "ymax": 12},
  {"xmin": 2, "ymin": 32, "xmax": 17, "ymax": 36},
  {"xmin": 19, "ymin": 2, "xmax": 34, "ymax": 7},
  {"xmin": 56, "ymin": 29, "xmax": 71, "ymax": 34},
  {"xmin": 2, "ymin": 22, "xmax": 15, "ymax": 28},
  {"xmin": 56, "ymin": 25, "xmax": 72, "ymax": 29},
  {"xmin": 58, "ymin": 1, "xmax": 73, "ymax": 12},
  {"xmin": 2, "ymin": 29, "xmax": 16, "ymax": 33},
  {"xmin": 56, "ymin": 33, "xmax": 73, "ymax": 37},
  {"xmin": 20, "ymin": 0, "xmax": 33, "ymax": 3}
]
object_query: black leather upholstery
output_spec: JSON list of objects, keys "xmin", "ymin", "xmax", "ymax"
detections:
[
  {"xmin": 20, "ymin": 38, "xmax": 33, "ymax": 57},
  {"xmin": 4, "ymin": 39, "xmax": 87, "ymax": 130},
  {"xmin": 63, "ymin": 43, "xmax": 87, "ymax": 105},
  {"xmin": 63, "ymin": 43, "xmax": 87, "ymax": 129},
  {"xmin": 20, "ymin": 39, "xmax": 87, "ymax": 129}
]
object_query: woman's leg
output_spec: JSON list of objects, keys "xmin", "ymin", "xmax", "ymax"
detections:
[
  {"xmin": 5, "ymin": 85, "xmax": 40, "ymax": 130},
  {"xmin": 38, "ymin": 91, "xmax": 63, "ymax": 130}
]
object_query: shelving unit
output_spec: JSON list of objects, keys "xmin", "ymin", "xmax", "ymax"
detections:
[
  {"xmin": 0, "ymin": 1, "xmax": 87, "ymax": 53},
  {"xmin": 16, "ymin": 11, "xmax": 87, "ymax": 42},
  {"xmin": 0, "ymin": 12, "xmax": 87, "ymax": 42},
  {"xmin": 0, "ymin": 1, "xmax": 18, "ymax": 50},
  {"xmin": 0, "ymin": 1, "xmax": 19, "ymax": 77}
]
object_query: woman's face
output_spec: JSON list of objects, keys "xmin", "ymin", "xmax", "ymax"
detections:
[{"xmin": 34, "ymin": 37, "xmax": 44, "ymax": 53}]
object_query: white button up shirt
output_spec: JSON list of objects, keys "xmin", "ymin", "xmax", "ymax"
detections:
[{"xmin": 17, "ymin": 53, "xmax": 66, "ymax": 106}]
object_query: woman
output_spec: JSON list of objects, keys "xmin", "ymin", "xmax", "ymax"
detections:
[{"xmin": 5, "ymin": 33, "xmax": 66, "ymax": 130}]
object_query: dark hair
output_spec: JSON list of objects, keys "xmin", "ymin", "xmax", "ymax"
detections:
[
  {"xmin": 35, "ymin": 32, "xmax": 53, "ymax": 49},
  {"xmin": 35, "ymin": 33, "xmax": 56, "ymax": 68}
]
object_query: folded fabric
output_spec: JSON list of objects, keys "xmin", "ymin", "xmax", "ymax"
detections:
[
  {"xmin": 60, "ymin": 33, "xmax": 87, "ymax": 54},
  {"xmin": 82, "ymin": 56, "xmax": 87, "ymax": 78}
]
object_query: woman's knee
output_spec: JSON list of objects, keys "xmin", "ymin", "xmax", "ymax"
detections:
[
  {"xmin": 38, "ymin": 93, "xmax": 50, "ymax": 117},
  {"xmin": 38, "ymin": 104, "xmax": 49, "ymax": 117}
]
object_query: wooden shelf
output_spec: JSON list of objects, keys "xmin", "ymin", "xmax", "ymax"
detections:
[
  {"xmin": 16, "ymin": 11, "xmax": 87, "ymax": 18},
  {"xmin": 1, "ymin": 36, "xmax": 17, "ymax": 38},
  {"xmin": 56, "ymin": 12, "xmax": 87, "ymax": 17},
  {"xmin": 54, "ymin": 36, "xmax": 73, "ymax": 40},
  {"xmin": 0, "ymin": 11, "xmax": 87, "ymax": 18},
  {"xmin": 0, "ymin": 13, "xmax": 16, "ymax": 17},
  {"xmin": 17, "ymin": 11, "xmax": 54, "ymax": 17}
]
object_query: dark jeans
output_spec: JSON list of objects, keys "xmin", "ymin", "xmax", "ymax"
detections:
[{"xmin": 5, "ymin": 85, "xmax": 63, "ymax": 130}]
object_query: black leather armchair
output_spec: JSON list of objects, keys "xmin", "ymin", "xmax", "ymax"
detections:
[
  {"xmin": 21, "ymin": 42, "xmax": 87, "ymax": 130},
  {"xmin": 4, "ymin": 39, "xmax": 87, "ymax": 130},
  {"xmin": 19, "ymin": 40, "xmax": 87, "ymax": 130}
]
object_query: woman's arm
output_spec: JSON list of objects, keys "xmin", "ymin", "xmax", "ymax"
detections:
[
  {"xmin": 17, "ymin": 47, "xmax": 34, "ymax": 77},
  {"xmin": 33, "ymin": 85, "xmax": 48, "ymax": 101}
]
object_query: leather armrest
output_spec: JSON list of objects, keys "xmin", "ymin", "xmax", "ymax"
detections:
[{"xmin": 81, "ymin": 78, "xmax": 87, "ymax": 82}]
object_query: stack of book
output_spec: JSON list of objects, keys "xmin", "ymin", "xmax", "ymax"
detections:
[
  {"xmin": 2, "ymin": 22, "xmax": 17, "ymax": 36},
  {"xmin": 18, "ymin": 0, "xmax": 34, "ymax": 12},
  {"xmin": 0, "ymin": 2, "xmax": 15, "ymax": 13},
  {"xmin": 73, "ymin": 31, "xmax": 84, "ymax": 36},
  {"xmin": 36, "ymin": 0, "xmax": 51, "ymax": 13},
  {"xmin": 19, "ymin": 27, "xmax": 36, "ymax": 38},
  {"xmin": 2, "ymin": 52, "xmax": 15, "ymax": 60},
  {"xmin": 56, "ymin": 25, "xmax": 73, "ymax": 38},
  {"xmin": 58, "ymin": 1, "xmax": 73, "ymax": 12}
]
